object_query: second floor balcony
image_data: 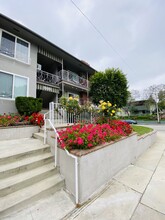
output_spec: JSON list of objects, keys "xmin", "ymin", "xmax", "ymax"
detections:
[
  {"xmin": 37, "ymin": 69, "xmax": 60, "ymax": 85},
  {"xmin": 58, "ymin": 70, "xmax": 89, "ymax": 89},
  {"xmin": 37, "ymin": 69, "xmax": 89, "ymax": 90}
]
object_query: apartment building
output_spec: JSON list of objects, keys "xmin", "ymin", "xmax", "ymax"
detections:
[{"xmin": 0, "ymin": 14, "xmax": 96, "ymax": 114}]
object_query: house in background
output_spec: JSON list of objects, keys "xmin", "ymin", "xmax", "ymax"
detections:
[
  {"xmin": 127, "ymin": 100, "xmax": 156, "ymax": 115},
  {"xmin": 0, "ymin": 14, "xmax": 96, "ymax": 114}
]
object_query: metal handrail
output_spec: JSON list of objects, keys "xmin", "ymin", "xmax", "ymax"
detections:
[{"xmin": 43, "ymin": 110, "xmax": 79, "ymax": 204}]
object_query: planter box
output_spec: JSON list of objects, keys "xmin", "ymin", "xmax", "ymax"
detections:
[
  {"xmin": 0, "ymin": 126, "xmax": 39, "ymax": 140},
  {"xmin": 47, "ymin": 130, "xmax": 157, "ymax": 204}
]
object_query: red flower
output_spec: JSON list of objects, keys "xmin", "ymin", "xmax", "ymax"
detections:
[
  {"xmin": 77, "ymin": 137, "xmax": 84, "ymax": 145},
  {"xmin": 58, "ymin": 120, "xmax": 132, "ymax": 151}
]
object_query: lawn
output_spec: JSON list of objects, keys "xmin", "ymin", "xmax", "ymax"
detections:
[{"xmin": 132, "ymin": 125, "xmax": 153, "ymax": 136}]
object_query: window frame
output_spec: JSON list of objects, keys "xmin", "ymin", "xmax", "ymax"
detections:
[
  {"xmin": 0, "ymin": 70, "xmax": 29, "ymax": 100},
  {"xmin": 0, "ymin": 29, "xmax": 30, "ymax": 64}
]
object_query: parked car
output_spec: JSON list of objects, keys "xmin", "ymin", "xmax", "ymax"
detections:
[{"xmin": 122, "ymin": 119, "xmax": 137, "ymax": 124}]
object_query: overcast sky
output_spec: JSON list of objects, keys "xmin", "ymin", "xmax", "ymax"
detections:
[{"xmin": 1, "ymin": 0, "xmax": 165, "ymax": 94}]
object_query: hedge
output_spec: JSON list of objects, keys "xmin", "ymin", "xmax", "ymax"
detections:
[{"xmin": 15, "ymin": 97, "xmax": 43, "ymax": 116}]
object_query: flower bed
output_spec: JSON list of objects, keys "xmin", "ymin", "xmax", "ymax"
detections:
[
  {"xmin": 0, "ymin": 113, "xmax": 44, "ymax": 127},
  {"xmin": 58, "ymin": 120, "xmax": 132, "ymax": 150}
]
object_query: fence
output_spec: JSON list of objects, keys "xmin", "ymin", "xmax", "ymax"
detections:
[{"xmin": 48, "ymin": 102, "xmax": 96, "ymax": 125}]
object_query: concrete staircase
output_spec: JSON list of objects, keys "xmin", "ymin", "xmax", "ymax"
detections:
[{"xmin": 0, "ymin": 137, "xmax": 64, "ymax": 218}]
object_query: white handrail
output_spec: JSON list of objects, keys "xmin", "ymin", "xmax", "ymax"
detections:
[
  {"xmin": 43, "ymin": 111, "xmax": 79, "ymax": 204},
  {"xmin": 48, "ymin": 119, "xmax": 58, "ymax": 167}
]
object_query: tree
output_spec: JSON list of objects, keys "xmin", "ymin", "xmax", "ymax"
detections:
[
  {"xmin": 89, "ymin": 68, "xmax": 129, "ymax": 107},
  {"xmin": 130, "ymin": 90, "xmax": 141, "ymax": 101},
  {"xmin": 143, "ymin": 84, "xmax": 165, "ymax": 101},
  {"xmin": 143, "ymin": 84, "xmax": 165, "ymax": 122},
  {"xmin": 158, "ymin": 88, "xmax": 165, "ymax": 111}
]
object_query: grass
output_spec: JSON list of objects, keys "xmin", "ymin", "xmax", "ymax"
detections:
[{"xmin": 132, "ymin": 125, "xmax": 153, "ymax": 136}]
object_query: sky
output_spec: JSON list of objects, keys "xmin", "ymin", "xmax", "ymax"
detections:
[{"xmin": 1, "ymin": 0, "xmax": 165, "ymax": 96}]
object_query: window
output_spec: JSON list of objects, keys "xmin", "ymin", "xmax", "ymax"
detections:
[
  {"xmin": 0, "ymin": 72, "xmax": 13, "ymax": 98},
  {"xmin": 0, "ymin": 71, "xmax": 28, "ymax": 99},
  {"xmin": 16, "ymin": 39, "xmax": 29, "ymax": 63},
  {"xmin": 0, "ymin": 30, "xmax": 30, "ymax": 63},
  {"xmin": 14, "ymin": 76, "xmax": 27, "ymax": 98},
  {"xmin": 1, "ymin": 32, "xmax": 15, "ymax": 57}
]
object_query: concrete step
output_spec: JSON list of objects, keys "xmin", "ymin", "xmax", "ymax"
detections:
[
  {"xmin": 0, "ymin": 174, "xmax": 64, "ymax": 218},
  {"xmin": 33, "ymin": 132, "xmax": 44, "ymax": 142},
  {"xmin": 0, "ymin": 139, "xmax": 50, "ymax": 165},
  {"xmin": 0, "ymin": 152, "xmax": 53, "ymax": 179},
  {"xmin": 0, "ymin": 163, "xmax": 57, "ymax": 196}
]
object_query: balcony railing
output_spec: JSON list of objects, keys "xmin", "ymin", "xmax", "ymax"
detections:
[
  {"xmin": 58, "ymin": 70, "xmax": 88, "ymax": 88},
  {"xmin": 37, "ymin": 69, "xmax": 60, "ymax": 85}
]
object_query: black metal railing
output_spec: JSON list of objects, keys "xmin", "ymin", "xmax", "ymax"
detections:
[{"xmin": 37, "ymin": 69, "xmax": 60, "ymax": 85}]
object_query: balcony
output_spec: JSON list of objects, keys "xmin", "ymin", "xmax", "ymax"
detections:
[
  {"xmin": 37, "ymin": 69, "xmax": 60, "ymax": 85},
  {"xmin": 58, "ymin": 70, "xmax": 88, "ymax": 89}
]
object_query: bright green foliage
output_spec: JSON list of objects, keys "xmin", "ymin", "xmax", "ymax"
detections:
[
  {"xmin": 89, "ymin": 68, "xmax": 129, "ymax": 108},
  {"xmin": 159, "ymin": 100, "xmax": 165, "ymax": 110},
  {"xmin": 59, "ymin": 96, "xmax": 80, "ymax": 113}
]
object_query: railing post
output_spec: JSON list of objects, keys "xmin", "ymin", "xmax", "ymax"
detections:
[
  {"xmin": 49, "ymin": 102, "xmax": 54, "ymax": 125},
  {"xmin": 55, "ymin": 133, "xmax": 57, "ymax": 167},
  {"xmin": 49, "ymin": 102, "xmax": 52, "ymax": 121},
  {"xmin": 44, "ymin": 116, "xmax": 46, "ymax": 144},
  {"xmin": 90, "ymin": 111, "xmax": 93, "ymax": 123}
]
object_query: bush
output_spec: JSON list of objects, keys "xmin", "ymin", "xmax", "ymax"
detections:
[
  {"xmin": 0, "ymin": 114, "xmax": 24, "ymax": 127},
  {"xmin": 98, "ymin": 100, "xmax": 117, "ymax": 117},
  {"xmin": 59, "ymin": 96, "xmax": 81, "ymax": 113},
  {"xmin": 15, "ymin": 97, "xmax": 43, "ymax": 116},
  {"xmin": 25, "ymin": 113, "xmax": 44, "ymax": 127},
  {"xmin": 0, "ymin": 113, "xmax": 44, "ymax": 127},
  {"xmin": 119, "ymin": 114, "xmax": 157, "ymax": 121}
]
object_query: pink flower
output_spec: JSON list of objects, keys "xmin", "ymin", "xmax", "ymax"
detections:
[
  {"xmin": 58, "ymin": 120, "xmax": 132, "ymax": 150},
  {"xmin": 88, "ymin": 143, "xmax": 93, "ymax": 148},
  {"xmin": 77, "ymin": 137, "xmax": 84, "ymax": 145}
]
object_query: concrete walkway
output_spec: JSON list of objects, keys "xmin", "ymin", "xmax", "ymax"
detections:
[
  {"xmin": 2, "ymin": 130, "xmax": 165, "ymax": 220},
  {"xmin": 66, "ymin": 131, "xmax": 165, "ymax": 220}
]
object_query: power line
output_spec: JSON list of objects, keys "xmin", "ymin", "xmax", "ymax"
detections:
[{"xmin": 70, "ymin": 0, "xmax": 134, "ymax": 72}]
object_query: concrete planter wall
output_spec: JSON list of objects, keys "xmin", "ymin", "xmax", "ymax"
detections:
[
  {"xmin": 135, "ymin": 131, "xmax": 157, "ymax": 158},
  {"xmin": 0, "ymin": 126, "xmax": 39, "ymax": 140},
  {"xmin": 47, "ymin": 130, "xmax": 157, "ymax": 204}
]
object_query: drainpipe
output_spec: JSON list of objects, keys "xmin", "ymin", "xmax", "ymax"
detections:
[{"xmin": 64, "ymin": 149, "xmax": 79, "ymax": 205}]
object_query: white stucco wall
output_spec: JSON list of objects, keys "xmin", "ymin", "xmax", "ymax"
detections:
[
  {"xmin": 0, "ymin": 43, "xmax": 38, "ymax": 114},
  {"xmin": 56, "ymin": 131, "xmax": 157, "ymax": 204}
]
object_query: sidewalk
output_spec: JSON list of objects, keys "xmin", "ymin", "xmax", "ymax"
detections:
[
  {"xmin": 66, "ymin": 131, "xmax": 165, "ymax": 220},
  {"xmin": 2, "ymin": 131, "xmax": 165, "ymax": 220}
]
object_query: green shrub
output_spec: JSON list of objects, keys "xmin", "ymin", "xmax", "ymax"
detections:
[
  {"xmin": 119, "ymin": 114, "xmax": 157, "ymax": 121},
  {"xmin": 15, "ymin": 97, "xmax": 43, "ymax": 116}
]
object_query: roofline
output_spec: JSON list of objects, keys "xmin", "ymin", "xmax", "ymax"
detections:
[{"xmin": 0, "ymin": 13, "xmax": 96, "ymax": 73}]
